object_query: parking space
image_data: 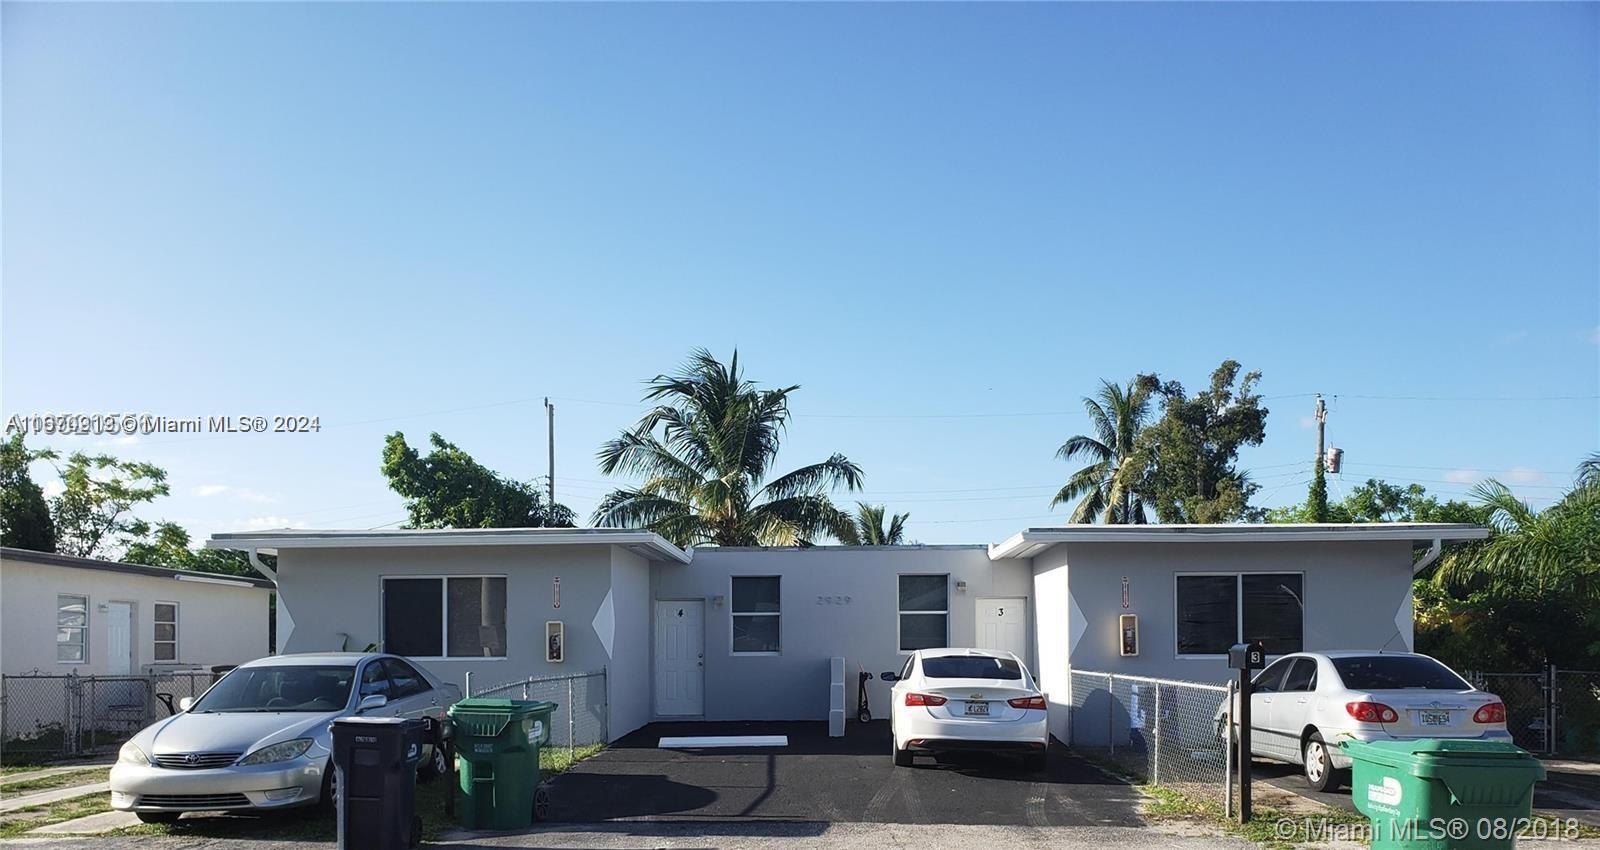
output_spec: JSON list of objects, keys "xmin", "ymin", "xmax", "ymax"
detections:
[{"xmin": 545, "ymin": 721, "xmax": 1145, "ymax": 827}]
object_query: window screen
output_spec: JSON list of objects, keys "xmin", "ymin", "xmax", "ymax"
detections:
[
  {"xmin": 57, "ymin": 594, "xmax": 88, "ymax": 663},
  {"xmin": 1176, "ymin": 575, "xmax": 1237, "ymax": 655},
  {"xmin": 1242, "ymin": 574, "xmax": 1304, "ymax": 654},
  {"xmin": 1177, "ymin": 573, "xmax": 1305, "ymax": 655},
  {"xmin": 154, "ymin": 603, "xmax": 178, "ymax": 662},
  {"xmin": 383, "ymin": 578, "xmax": 444, "ymax": 657},
  {"xmin": 447, "ymin": 577, "xmax": 507, "ymax": 657},
  {"xmin": 731, "ymin": 577, "xmax": 781, "ymax": 653},
  {"xmin": 898, "ymin": 575, "xmax": 948, "ymax": 651}
]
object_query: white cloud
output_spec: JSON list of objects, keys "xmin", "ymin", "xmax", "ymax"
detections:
[
  {"xmin": 1299, "ymin": 416, "xmax": 1317, "ymax": 429},
  {"xmin": 1504, "ymin": 467, "xmax": 1549, "ymax": 486},
  {"xmin": 1444, "ymin": 469, "xmax": 1482, "ymax": 485},
  {"xmin": 195, "ymin": 484, "xmax": 231, "ymax": 498},
  {"xmin": 192, "ymin": 484, "xmax": 276, "ymax": 504},
  {"xmin": 42, "ymin": 480, "xmax": 65, "ymax": 499},
  {"xmin": 241, "ymin": 516, "xmax": 307, "ymax": 531}
]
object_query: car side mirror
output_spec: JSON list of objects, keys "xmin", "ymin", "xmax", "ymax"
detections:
[
  {"xmin": 880, "ymin": 672, "xmax": 899, "ymax": 683},
  {"xmin": 177, "ymin": 697, "xmax": 194, "ymax": 712},
  {"xmin": 358, "ymin": 694, "xmax": 388, "ymax": 712}
]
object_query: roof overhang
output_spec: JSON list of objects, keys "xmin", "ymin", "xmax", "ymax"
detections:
[
  {"xmin": 206, "ymin": 527, "xmax": 693, "ymax": 564},
  {"xmin": 987, "ymin": 523, "xmax": 1489, "ymax": 561}
]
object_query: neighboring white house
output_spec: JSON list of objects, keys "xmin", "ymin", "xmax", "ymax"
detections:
[
  {"xmin": 0, "ymin": 547, "xmax": 274, "ymax": 676},
  {"xmin": 206, "ymin": 522, "xmax": 1486, "ymax": 744}
]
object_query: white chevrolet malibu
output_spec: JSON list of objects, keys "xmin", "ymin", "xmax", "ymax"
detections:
[
  {"xmin": 882, "ymin": 648, "xmax": 1049, "ymax": 771},
  {"xmin": 110, "ymin": 653, "xmax": 459, "ymax": 822},
  {"xmin": 1219, "ymin": 651, "xmax": 1512, "ymax": 792}
]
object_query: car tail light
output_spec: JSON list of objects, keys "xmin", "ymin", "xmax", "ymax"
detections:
[
  {"xmin": 905, "ymin": 693, "xmax": 947, "ymax": 707},
  {"xmin": 1345, "ymin": 701, "xmax": 1399, "ymax": 723},
  {"xmin": 1008, "ymin": 695, "xmax": 1047, "ymax": 710},
  {"xmin": 1474, "ymin": 702, "xmax": 1507, "ymax": 724}
]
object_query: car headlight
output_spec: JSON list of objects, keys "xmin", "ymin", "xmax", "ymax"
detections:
[
  {"xmin": 239, "ymin": 738, "xmax": 314, "ymax": 766},
  {"xmin": 118, "ymin": 741, "xmax": 149, "ymax": 765}
]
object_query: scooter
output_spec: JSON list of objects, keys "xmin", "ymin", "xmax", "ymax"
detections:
[{"xmin": 857, "ymin": 669, "xmax": 874, "ymax": 723}]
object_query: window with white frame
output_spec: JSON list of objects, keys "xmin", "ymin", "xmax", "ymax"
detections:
[
  {"xmin": 154, "ymin": 602, "xmax": 179, "ymax": 662},
  {"xmin": 1175, "ymin": 573, "xmax": 1304, "ymax": 656},
  {"xmin": 898, "ymin": 575, "xmax": 948, "ymax": 651},
  {"xmin": 731, "ymin": 576, "xmax": 780, "ymax": 653},
  {"xmin": 57, "ymin": 594, "xmax": 88, "ymax": 663},
  {"xmin": 382, "ymin": 576, "xmax": 507, "ymax": 659}
]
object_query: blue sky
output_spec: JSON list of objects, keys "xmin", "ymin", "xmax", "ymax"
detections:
[{"xmin": 3, "ymin": 2, "xmax": 1596, "ymax": 546}]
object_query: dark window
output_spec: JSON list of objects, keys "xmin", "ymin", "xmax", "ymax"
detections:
[
  {"xmin": 1282, "ymin": 658, "xmax": 1318, "ymax": 692},
  {"xmin": 1243, "ymin": 574, "xmax": 1304, "ymax": 654},
  {"xmin": 384, "ymin": 576, "xmax": 507, "ymax": 658},
  {"xmin": 921, "ymin": 656, "xmax": 1023, "ymax": 680},
  {"xmin": 1176, "ymin": 573, "xmax": 1305, "ymax": 655},
  {"xmin": 898, "ymin": 575, "xmax": 948, "ymax": 651},
  {"xmin": 383, "ymin": 658, "xmax": 431, "ymax": 698},
  {"xmin": 1331, "ymin": 656, "xmax": 1470, "ymax": 691},
  {"xmin": 383, "ymin": 578, "xmax": 443, "ymax": 657},
  {"xmin": 194, "ymin": 665, "xmax": 354, "ymax": 712},
  {"xmin": 731, "ymin": 577, "xmax": 781, "ymax": 653},
  {"xmin": 1176, "ymin": 575, "xmax": 1238, "ymax": 655},
  {"xmin": 1252, "ymin": 658, "xmax": 1293, "ymax": 693}
]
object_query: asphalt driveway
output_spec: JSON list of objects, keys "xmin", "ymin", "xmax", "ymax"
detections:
[{"xmin": 543, "ymin": 721, "xmax": 1143, "ymax": 827}]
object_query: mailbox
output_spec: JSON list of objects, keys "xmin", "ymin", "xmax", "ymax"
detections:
[
  {"xmin": 1118, "ymin": 614, "xmax": 1138, "ymax": 657},
  {"xmin": 1228, "ymin": 641, "xmax": 1265, "ymax": 671}
]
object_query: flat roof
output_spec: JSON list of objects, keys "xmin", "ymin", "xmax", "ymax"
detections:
[
  {"xmin": 206, "ymin": 526, "xmax": 693, "ymax": 564},
  {"xmin": 987, "ymin": 523, "xmax": 1489, "ymax": 560},
  {"xmin": 0, "ymin": 546, "xmax": 275, "ymax": 589}
]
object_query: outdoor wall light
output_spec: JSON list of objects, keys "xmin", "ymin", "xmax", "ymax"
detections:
[
  {"xmin": 955, "ymin": 581, "xmax": 968, "ymax": 592},
  {"xmin": 712, "ymin": 595, "xmax": 725, "ymax": 607}
]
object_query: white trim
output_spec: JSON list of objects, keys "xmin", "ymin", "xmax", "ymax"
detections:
[
  {"xmin": 729, "ymin": 575, "xmax": 782, "ymax": 656},
  {"xmin": 379, "ymin": 574, "xmax": 509, "ymax": 661},
  {"xmin": 989, "ymin": 523, "xmax": 1489, "ymax": 560},
  {"xmin": 56, "ymin": 592, "xmax": 89, "ymax": 665},
  {"xmin": 153, "ymin": 600, "xmax": 179, "ymax": 663},
  {"xmin": 1172, "ymin": 571, "xmax": 1306, "ymax": 659},
  {"xmin": 208, "ymin": 528, "xmax": 692, "ymax": 564},
  {"xmin": 173, "ymin": 573, "xmax": 257, "ymax": 588},
  {"xmin": 896, "ymin": 574, "xmax": 950, "ymax": 654}
]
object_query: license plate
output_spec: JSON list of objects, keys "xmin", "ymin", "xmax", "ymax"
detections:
[
  {"xmin": 965, "ymin": 701, "xmax": 989, "ymax": 716},
  {"xmin": 1419, "ymin": 710, "xmax": 1450, "ymax": 727}
]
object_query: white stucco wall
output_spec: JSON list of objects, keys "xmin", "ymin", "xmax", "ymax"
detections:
[
  {"xmin": 1030, "ymin": 546, "xmax": 1072, "ymax": 742},
  {"xmin": 650, "ymin": 546, "xmax": 1033, "ymax": 722},
  {"xmin": 0, "ymin": 556, "xmax": 271, "ymax": 675},
  {"xmin": 607, "ymin": 547, "xmax": 652, "ymax": 740},
  {"xmin": 1045, "ymin": 539, "xmax": 1417, "ymax": 685}
]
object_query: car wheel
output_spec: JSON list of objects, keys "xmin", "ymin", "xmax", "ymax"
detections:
[
  {"xmin": 418, "ymin": 744, "xmax": 449, "ymax": 783},
  {"xmin": 532, "ymin": 783, "xmax": 552, "ymax": 821},
  {"xmin": 317, "ymin": 764, "xmax": 338, "ymax": 814},
  {"xmin": 1302, "ymin": 732, "xmax": 1345, "ymax": 793},
  {"xmin": 135, "ymin": 812, "xmax": 181, "ymax": 824}
]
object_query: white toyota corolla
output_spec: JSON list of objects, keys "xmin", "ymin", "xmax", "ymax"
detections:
[
  {"xmin": 1219, "ymin": 651, "xmax": 1512, "ymax": 792},
  {"xmin": 882, "ymin": 648, "xmax": 1049, "ymax": 771}
]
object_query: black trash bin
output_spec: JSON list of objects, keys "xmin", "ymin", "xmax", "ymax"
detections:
[{"xmin": 330, "ymin": 716, "xmax": 428, "ymax": 850}]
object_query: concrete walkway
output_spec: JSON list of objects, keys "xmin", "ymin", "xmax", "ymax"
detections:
[
  {"xmin": 0, "ymin": 781, "xmax": 109, "ymax": 813},
  {"xmin": 27, "ymin": 810, "xmax": 140, "ymax": 835}
]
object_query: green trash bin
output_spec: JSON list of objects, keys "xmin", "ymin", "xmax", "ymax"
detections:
[
  {"xmin": 447, "ymin": 698, "xmax": 557, "ymax": 830},
  {"xmin": 1341, "ymin": 739, "xmax": 1546, "ymax": 849}
]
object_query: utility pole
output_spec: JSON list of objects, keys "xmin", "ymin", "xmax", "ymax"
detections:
[
  {"xmin": 544, "ymin": 398, "xmax": 556, "ymax": 512},
  {"xmin": 1314, "ymin": 394, "xmax": 1327, "ymax": 467}
]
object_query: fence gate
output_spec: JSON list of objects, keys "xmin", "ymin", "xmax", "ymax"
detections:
[
  {"xmin": 2, "ymin": 671, "xmax": 218, "ymax": 763},
  {"xmin": 1471, "ymin": 667, "xmax": 1600, "ymax": 756}
]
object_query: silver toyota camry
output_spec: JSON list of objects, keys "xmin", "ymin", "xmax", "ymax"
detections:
[{"xmin": 110, "ymin": 652, "xmax": 461, "ymax": 822}]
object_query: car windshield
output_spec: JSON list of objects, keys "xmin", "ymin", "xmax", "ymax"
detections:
[
  {"xmin": 191, "ymin": 665, "xmax": 356, "ymax": 713},
  {"xmin": 921, "ymin": 656, "xmax": 1023, "ymax": 680},
  {"xmin": 1332, "ymin": 656, "xmax": 1470, "ymax": 691}
]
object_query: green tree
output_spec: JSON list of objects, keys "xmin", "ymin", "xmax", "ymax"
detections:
[
  {"xmin": 1050, "ymin": 379, "xmax": 1152, "ymax": 523},
  {"xmin": 41, "ymin": 449, "xmax": 170, "ymax": 559},
  {"xmin": 1123, "ymin": 360, "xmax": 1269, "ymax": 523},
  {"xmin": 593, "ymin": 349, "xmax": 863, "ymax": 547},
  {"xmin": 1307, "ymin": 461, "xmax": 1330, "ymax": 522},
  {"xmin": 0, "ymin": 434, "xmax": 56, "ymax": 551},
  {"xmin": 121, "ymin": 520, "xmax": 263, "ymax": 577},
  {"xmin": 381, "ymin": 432, "xmax": 575, "ymax": 528},
  {"xmin": 1266, "ymin": 478, "xmax": 1488, "ymax": 525},
  {"xmin": 837, "ymin": 503, "xmax": 909, "ymax": 545}
]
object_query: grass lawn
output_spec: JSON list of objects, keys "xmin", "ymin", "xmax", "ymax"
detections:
[
  {"xmin": 0, "ymin": 792, "xmax": 114, "ymax": 839},
  {"xmin": 0, "ymin": 768, "xmax": 111, "ymax": 797}
]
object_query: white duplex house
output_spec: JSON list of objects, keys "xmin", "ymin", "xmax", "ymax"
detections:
[{"xmin": 206, "ymin": 522, "xmax": 1486, "ymax": 745}]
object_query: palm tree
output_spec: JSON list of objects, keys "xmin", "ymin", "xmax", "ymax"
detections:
[
  {"xmin": 837, "ymin": 503, "xmax": 909, "ymax": 545},
  {"xmin": 1433, "ymin": 464, "xmax": 1600, "ymax": 600},
  {"xmin": 592, "ymin": 349, "xmax": 864, "ymax": 547},
  {"xmin": 1051, "ymin": 378, "xmax": 1152, "ymax": 524}
]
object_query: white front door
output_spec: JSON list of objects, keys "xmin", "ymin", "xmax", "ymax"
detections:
[
  {"xmin": 976, "ymin": 598, "xmax": 1028, "ymax": 661},
  {"xmin": 106, "ymin": 602, "xmax": 134, "ymax": 674},
  {"xmin": 654, "ymin": 600, "xmax": 704, "ymax": 716}
]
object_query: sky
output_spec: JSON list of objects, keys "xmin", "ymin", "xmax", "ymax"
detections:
[{"xmin": 3, "ymin": 2, "xmax": 1596, "ymax": 548}]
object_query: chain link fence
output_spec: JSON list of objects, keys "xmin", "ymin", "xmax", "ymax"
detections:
[
  {"xmin": 470, "ymin": 669, "xmax": 608, "ymax": 763},
  {"xmin": 1, "ymin": 671, "xmax": 217, "ymax": 764},
  {"xmin": 1067, "ymin": 670, "xmax": 1232, "ymax": 808},
  {"xmin": 1468, "ymin": 667, "xmax": 1600, "ymax": 756}
]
